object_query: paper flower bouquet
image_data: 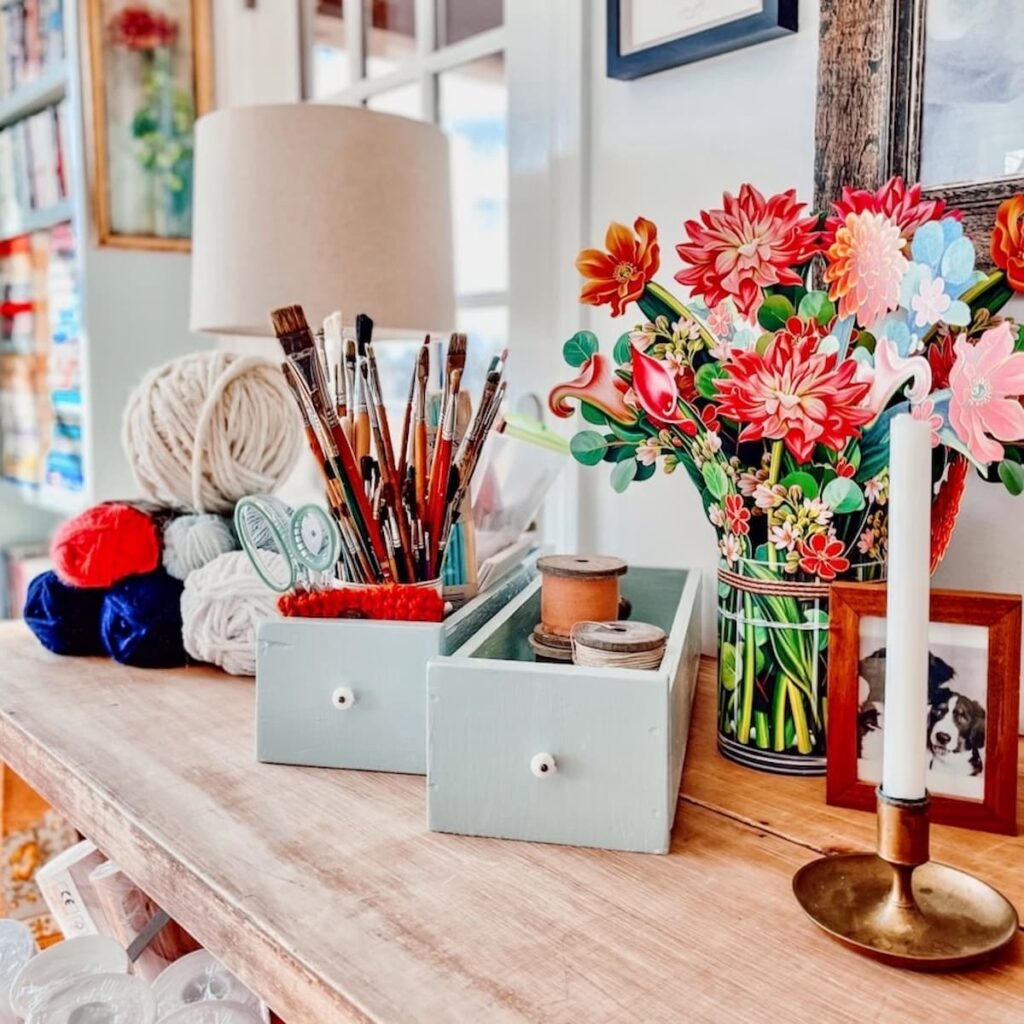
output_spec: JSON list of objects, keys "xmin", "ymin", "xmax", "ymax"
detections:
[{"xmin": 549, "ymin": 179, "xmax": 1024, "ymax": 775}]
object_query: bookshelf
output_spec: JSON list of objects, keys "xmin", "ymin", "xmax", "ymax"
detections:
[{"xmin": 0, "ymin": 0, "xmax": 198, "ymax": 613}]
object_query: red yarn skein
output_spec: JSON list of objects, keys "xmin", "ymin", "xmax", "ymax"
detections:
[{"xmin": 51, "ymin": 502, "xmax": 162, "ymax": 589}]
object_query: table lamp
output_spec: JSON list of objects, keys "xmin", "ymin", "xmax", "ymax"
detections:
[{"xmin": 189, "ymin": 103, "xmax": 455, "ymax": 337}]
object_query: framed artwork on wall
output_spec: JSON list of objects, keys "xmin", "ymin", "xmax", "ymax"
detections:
[
  {"xmin": 84, "ymin": 0, "xmax": 214, "ymax": 251},
  {"xmin": 816, "ymin": 0, "xmax": 1024, "ymax": 264},
  {"xmin": 827, "ymin": 583, "xmax": 1021, "ymax": 836},
  {"xmin": 606, "ymin": 0, "xmax": 797, "ymax": 80}
]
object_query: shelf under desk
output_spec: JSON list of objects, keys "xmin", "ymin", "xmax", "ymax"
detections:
[{"xmin": 0, "ymin": 621, "xmax": 1021, "ymax": 1023}]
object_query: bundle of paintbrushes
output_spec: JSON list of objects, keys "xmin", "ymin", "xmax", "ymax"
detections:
[{"xmin": 269, "ymin": 304, "xmax": 506, "ymax": 617}]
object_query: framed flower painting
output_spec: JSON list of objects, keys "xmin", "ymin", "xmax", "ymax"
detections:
[
  {"xmin": 85, "ymin": 0, "xmax": 214, "ymax": 251},
  {"xmin": 607, "ymin": 0, "xmax": 797, "ymax": 80}
]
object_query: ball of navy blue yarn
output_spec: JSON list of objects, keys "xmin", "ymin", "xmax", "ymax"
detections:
[
  {"xmin": 101, "ymin": 569, "xmax": 186, "ymax": 668},
  {"xmin": 24, "ymin": 571, "xmax": 107, "ymax": 657}
]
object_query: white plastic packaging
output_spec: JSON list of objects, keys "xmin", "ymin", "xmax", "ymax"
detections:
[
  {"xmin": 9, "ymin": 935, "xmax": 129, "ymax": 1018},
  {"xmin": 26, "ymin": 973, "xmax": 155, "ymax": 1024},
  {"xmin": 0, "ymin": 919, "xmax": 38, "ymax": 1024},
  {"xmin": 152, "ymin": 952, "xmax": 266, "ymax": 1023},
  {"xmin": 158, "ymin": 1002, "xmax": 264, "ymax": 1024}
]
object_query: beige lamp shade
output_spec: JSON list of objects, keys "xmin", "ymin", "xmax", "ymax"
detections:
[{"xmin": 189, "ymin": 104, "xmax": 455, "ymax": 337}]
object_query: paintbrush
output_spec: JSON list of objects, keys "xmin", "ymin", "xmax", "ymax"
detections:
[
  {"xmin": 413, "ymin": 340, "xmax": 430, "ymax": 510},
  {"xmin": 323, "ymin": 311, "xmax": 346, "ymax": 422},
  {"xmin": 281, "ymin": 361, "xmax": 374, "ymax": 583},
  {"xmin": 344, "ymin": 337, "xmax": 357, "ymax": 438},
  {"xmin": 425, "ymin": 333, "xmax": 466, "ymax": 575},
  {"xmin": 456, "ymin": 351, "xmax": 505, "ymax": 480},
  {"xmin": 396, "ymin": 337, "xmax": 425, "ymax": 487},
  {"xmin": 270, "ymin": 304, "xmax": 392, "ymax": 582},
  {"xmin": 353, "ymin": 314, "xmax": 373, "ymax": 461}
]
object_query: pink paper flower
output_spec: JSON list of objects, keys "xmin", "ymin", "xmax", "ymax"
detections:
[
  {"xmin": 714, "ymin": 328, "xmax": 873, "ymax": 462},
  {"xmin": 630, "ymin": 347, "xmax": 697, "ymax": 433},
  {"xmin": 674, "ymin": 185, "xmax": 820, "ymax": 320},
  {"xmin": 708, "ymin": 503, "xmax": 725, "ymax": 528},
  {"xmin": 858, "ymin": 529, "xmax": 876, "ymax": 555},
  {"xmin": 770, "ymin": 520, "xmax": 800, "ymax": 551},
  {"xmin": 707, "ymin": 302, "xmax": 733, "ymax": 338},
  {"xmin": 948, "ymin": 322, "xmax": 1024, "ymax": 464},
  {"xmin": 549, "ymin": 353, "xmax": 636, "ymax": 425},
  {"xmin": 636, "ymin": 438, "xmax": 662, "ymax": 466},
  {"xmin": 823, "ymin": 211, "xmax": 908, "ymax": 328},
  {"xmin": 720, "ymin": 533, "xmax": 742, "ymax": 565},
  {"xmin": 911, "ymin": 398, "xmax": 943, "ymax": 448}
]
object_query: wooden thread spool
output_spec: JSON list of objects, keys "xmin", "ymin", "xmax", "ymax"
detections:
[
  {"xmin": 537, "ymin": 555, "xmax": 627, "ymax": 637},
  {"xmin": 570, "ymin": 620, "xmax": 666, "ymax": 670}
]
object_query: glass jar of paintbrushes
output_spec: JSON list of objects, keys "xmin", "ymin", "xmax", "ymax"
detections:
[{"xmin": 236, "ymin": 307, "xmax": 506, "ymax": 622}]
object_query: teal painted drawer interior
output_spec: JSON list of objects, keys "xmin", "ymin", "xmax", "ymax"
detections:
[
  {"xmin": 427, "ymin": 567, "xmax": 701, "ymax": 853},
  {"xmin": 255, "ymin": 561, "xmax": 537, "ymax": 774}
]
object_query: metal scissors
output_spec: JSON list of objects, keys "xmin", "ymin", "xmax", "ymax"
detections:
[{"xmin": 235, "ymin": 495, "xmax": 342, "ymax": 593}]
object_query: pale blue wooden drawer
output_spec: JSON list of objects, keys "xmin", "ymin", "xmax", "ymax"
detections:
[
  {"xmin": 255, "ymin": 562, "xmax": 536, "ymax": 774},
  {"xmin": 426, "ymin": 568, "xmax": 701, "ymax": 853}
]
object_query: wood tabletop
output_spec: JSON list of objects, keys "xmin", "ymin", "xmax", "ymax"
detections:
[{"xmin": 0, "ymin": 621, "xmax": 1021, "ymax": 1023}]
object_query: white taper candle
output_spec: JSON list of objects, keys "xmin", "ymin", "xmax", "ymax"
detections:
[{"xmin": 881, "ymin": 414, "xmax": 932, "ymax": 801}]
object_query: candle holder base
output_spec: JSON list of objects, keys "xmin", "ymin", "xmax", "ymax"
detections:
[
  {"xmin": 793, "ymin": 790, "xmax": 1017, "ymax": 970},
  {"xmin": 793, "ymin": 853, "xmax": 1018, "ymax": 970}
]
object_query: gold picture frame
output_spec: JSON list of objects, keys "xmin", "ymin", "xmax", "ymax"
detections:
[{"xmin": 84, "ymin": 0, "xmax": 214, "ymax": 251}]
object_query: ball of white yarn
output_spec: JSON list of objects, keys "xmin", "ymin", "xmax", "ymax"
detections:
[
  {"xmin": 163, "ymin": 514, "xmax": 239, "ymax": 580},
  {"xmin": 181, "ymin": 550, "xmax": 282, "ymax": 676},
  {"xmin": 122, "ymin": 351, "xmax": 301, "ymax": 515}
]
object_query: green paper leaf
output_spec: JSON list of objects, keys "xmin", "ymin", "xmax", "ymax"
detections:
[
  {"xmin": 999, "ymin": 459, "xmax": 1024, "ymax": 496},
  {"xmin": 720, "ymin": 643, "xmax": 739, "ymax": 692},
  {"xmin": 569, "ymin": 430, "xmax": 607, "ymax": 466},
  {"xmin": 695, "ymin": 362, "xmax": 727, "ymax": 399},
  {"xmin": 757, "ymin": 294, "xmax": 795, "ymax": 331},
  {"xmin": 607, "ymin": 420, "xmax": 648, "ymax": 443},
  {"xmin": 563, "ymin": 331, "xmax": 599, "ymax": 368},
  {"xmin": 779, "ymin": 471, "xmax": 819, "ymax": 500},
  {"xmin": 797, "ymin": 291, "xmax": 835, "ymax": 325},
  {"xmin": 822, "ymin": 475, "xmax": 865, "ymax": 513},
  {"xmin": 635, "ymin": 460, "xmax": 657, "ymax": 482},
  {"xmin": 613, "ymin": 332, "xmax": 634, "ymax": 364},
  {"xmin": 580, "ymin": 402, "xmax": 607, "ymax": 426},
  {"xmin": 702, "ymin": 461, "xmax": 728, "ymax": 500},
  {"xmin": 610, "ymin": 457, "xmax": 638, "ymax": 493}
]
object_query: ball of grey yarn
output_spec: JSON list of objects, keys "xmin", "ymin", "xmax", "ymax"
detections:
[{"xmin": 163, "ymin": 514, "xmax": 239, "ymax": 580}]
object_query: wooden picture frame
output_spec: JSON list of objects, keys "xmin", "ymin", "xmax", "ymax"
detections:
[
  {"xmin": 84, "ymin": 0, "xmax": 214, "ymax": 251},
  {"xmin": 606, "ymin": 0, "xmax": 797, "ymax": 81},
  {"xmin": 815, "ymin": 0, "xmax": 1024, "ymax": 265},
  {"xmin": 828, "ymin": 583, "xmax": 1021, "ymax": 835}
]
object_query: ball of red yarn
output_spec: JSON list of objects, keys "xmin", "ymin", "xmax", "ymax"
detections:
[{"xmin": 51, "ymin": 503, "xmax": 162, "ymax": 589}]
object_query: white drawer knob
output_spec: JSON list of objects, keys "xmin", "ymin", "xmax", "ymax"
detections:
[
  {"xmin": 530, "ymin": 752, "xmax": 557, "ymax": 778},
  {"xmin": 331, "ymin": 686, "xmax": 355, "ymax": 709}
]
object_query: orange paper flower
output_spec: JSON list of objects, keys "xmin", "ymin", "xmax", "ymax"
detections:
[
  {"xmin": 991, "ymin": 194, "xmax": 1024, "ymax": 293},
  {"xmin": 576, "ymin": 217, "xmax": 660, "ymax": 317}
]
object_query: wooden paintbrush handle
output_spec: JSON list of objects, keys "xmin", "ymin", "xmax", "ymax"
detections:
[
  {"xmin": 414, "ymin": 422, "xmax": 427, "ymax": 507},
  {"xmin": 355, "ymin": 412, "xmax": 371, "ymax": 461}
]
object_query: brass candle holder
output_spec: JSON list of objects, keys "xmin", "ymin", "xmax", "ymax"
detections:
[{"xmin": 793, "ymin": 788, "xmax": 1018, "ymax": 969}]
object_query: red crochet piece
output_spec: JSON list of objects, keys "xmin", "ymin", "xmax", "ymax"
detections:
[{"xmin": 278, "ymin": 584, "xmax": 444, "ymax": 622}]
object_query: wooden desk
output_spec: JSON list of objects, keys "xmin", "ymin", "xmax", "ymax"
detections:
[{"xmin": 0, "ymin": 622, "xmax": 1020, "ymax": 1023}]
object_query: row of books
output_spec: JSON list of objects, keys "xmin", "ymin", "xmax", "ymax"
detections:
[
  {"xmin": 0, "ymin": 99, "xmax": 70, "ymax": 235},
  {"xmin": 0, "ymin": 0, "xmax": 65, "ymax": 97},
  {"xmin": 0, "ymin": 222, "xmax": 83, "ymax": 493}
]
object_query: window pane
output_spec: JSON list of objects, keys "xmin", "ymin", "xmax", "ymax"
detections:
[
  {"xmin": 367, "ymin": 82, "xmax": 422, "ymax": 119},
  {"xmin": 365, "ymin": 0, "xmax": 416, "ymax": 79},
  {"xmin": 439, "ymin": 55, "xmax": 508, "ymax": 296},
  {"xmin": 919, "ymin": 2, "xmax": 1024, "ymax": 185},
  {"xmin": 457, "ymin": 305, "xmax": 507, "ymax": 383},
  {"xmin": 309, "ymin": 0, "xmax": 350, "ymax": 97},
  {"xmin": 438, "ymin": 0, "xmax": 503, "ymax": 47}
]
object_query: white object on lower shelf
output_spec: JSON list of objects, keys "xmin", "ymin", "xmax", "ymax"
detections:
[
  {"xmin": 255, "ymin": 557, "xmax": 538, "ymax": 774},
  {"xmin": 426, "ymin": 567, "xmax": 702, "ymax": 854}
]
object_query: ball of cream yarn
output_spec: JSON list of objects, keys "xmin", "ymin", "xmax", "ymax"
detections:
[
  {"xmin": 181, "ymin": 550, "xmax": 283, "ymax": 676},
  {"xmin": 163, "ymin": 514, "xmax": 239, "ymax": 580},
  {"xmin": 122, "ymin": 352, "xmax": 300, "ymax": 515}
]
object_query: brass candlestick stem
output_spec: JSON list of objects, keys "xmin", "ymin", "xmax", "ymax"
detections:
[{"xmin": 793, "ymin": 788, "xmax": 1018, "ymax": 969}]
